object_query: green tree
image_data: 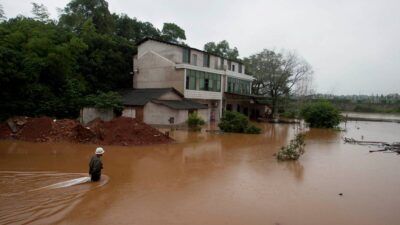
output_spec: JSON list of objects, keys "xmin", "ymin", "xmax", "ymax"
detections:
[
  {"xmin": 0, "ymin": 3, "xmax": 6, "ymax": 21},
  {"xmin": 161, "ymin": 23, "xmax": 186, "ymax": 43},
  {"xmin": 300, "ymin": 101, "xmax": 341, "ymax": 128},
  {"xmin": 204, "ymin": 40, "xmax": 239, "ymax": 61},
  {"xmin": 114, "ymin": 14, "xmax": 161, "ymax": 43},
  {"xmin": 59, "ymin": 0, "xmax": 115, "ymax": 34},
  {"xmin": 31, "ymin": 2, "xmax": 50, "ymax": 22},
  {"xmin": 0, "ymin": 0, "xmax": 187, "ymax": 121},
  {"xmin": 244, "ymin": 49, "xmax": 313, "ymax": 116},
  {"xmin": 0, "ymin": 17, "xmax": 88, "ymax": 119},
  {"xmin": 84, "ymin": 91, "xmax": 123, "ymax": 110},
  {"xmin": 77, "ymin": 18, "xmax": 135, "ymax": 91}
]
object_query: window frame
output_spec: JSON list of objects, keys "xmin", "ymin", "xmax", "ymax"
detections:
[{"xmin": 182, "ymin": 48, "xmax": 191, "ymax": 64}]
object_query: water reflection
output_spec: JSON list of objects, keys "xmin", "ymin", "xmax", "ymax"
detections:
[
  {"xmin": 282, "ymin": 161, "xmax": 305, "ymax": 182},
  {"xmin": 182, "ymin": 141, "xmax": 222, "ymax": 166},
  {"xmin": 305, "ymin": 128, "xmax": 341, "ymax": 143}
]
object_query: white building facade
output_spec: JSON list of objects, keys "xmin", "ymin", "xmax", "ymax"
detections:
[{"xmin": 133, "ymin": 38, "xmax": 255, "ymax": 123}]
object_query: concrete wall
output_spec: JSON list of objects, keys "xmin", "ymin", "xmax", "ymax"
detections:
[
  {"xmin": 134, "ymin": 51, "xmax": 185, "ymax": 93},
  {"xmin": 122, "ymin": 107, "xmax": 136, "ymax": 118},
  {"xmin": 190, "ymin": 49, "xmax": 204, "ymax": 67},
  {"xmin": 184, "ymin": 89, "xmax": 222, "ymax": 100},
  {"xmin": 197, "ymin": 108, "xmax": 210, "ymax": 123},
  {"xmin": 80, "ymin": 107, "xmax": 114, "ymax": 125},
  {"xmin": 144, "ymin": 102, "xmax": 188, "ymax": 125},
  {"xmin": 138, "ymin": 40, "xmax": 182, "ymax": 63},
  {"xmin": 187, "ymin": 99, "xmax": 222, "ymax": 123}
]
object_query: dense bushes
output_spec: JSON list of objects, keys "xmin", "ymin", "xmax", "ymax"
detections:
[
  {"xmin": 218, "ymin": 111, "xmax": 261, "ymax": 134},
  {"xmin": 300, "ymin": 101, "xmax": 341, "ymax": 128},
  {"xmin": 276, "ymin": 133, "xmax": 305, "ymax": 161},
  {"xmin": 187, "ymin": 112, "xmax": 205, "ymax": 131}
]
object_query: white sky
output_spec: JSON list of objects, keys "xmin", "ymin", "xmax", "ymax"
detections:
[{"xmin": 2, "ymin": 0, "xmax": 400, "ymax": 95}]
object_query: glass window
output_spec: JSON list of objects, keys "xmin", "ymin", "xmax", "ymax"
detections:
[
  {"xmin": 186, "ymin": 75, "xmax": 189, "ymax": 89},
  {"xmin": 200, "ymin": 78, "xmax": 205, "ymax": 90},
  {"xmin": 228, "ymin": 61, "xmax": 231, "ymax": 71},
  {"xmin": 239, "ymin": 64, "xmax": 242, "ymax": 73},
  {"xmin": 192, "ymin": 54, "xmax": 197, "ymax": 66},
  {"xmin": 186, "ymin": 69, "xmax": 221, "ymax": 92},
  {"xmin": 232, "ymin": 64, "xmax": 235, "ymax": 71},
  {"xmin": 220, "ymin": 58, "xmax": 224, "ymax": 70},
  {"xmin": 226, "ymin": 77, "xmax": 251, "ymax": 95},
  {"xmin": 203, "ymin": 54, "xmax": 210, "ymax": 67},
  {"xmin": 204, "ymin": 79, "xmax": 209, "ymax": 90},
  {"xmin": 183, "ymin": 48, "xmax": 190, "ymax": 63}
]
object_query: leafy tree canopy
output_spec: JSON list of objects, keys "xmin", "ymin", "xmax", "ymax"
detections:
[
  {"xmin": 0, "ymin": 3, "xmax": 6, "ymax": 21},
  {"xmin": 161, "ymin": 23, "xmax": 186, "ymax": 43},
  {"xmin": 31, "ymin": 2, "xmax": 50, "ymax": 22},
  {"xmin": 204, "ymin": 40, "xmax": 239, "ymax": 61},
  {"xmin": 244, "ymin": 49, "xmax": 313, "ymax": 115},
  {"xmin": 0, "ymin": 0, "xmax": 187, "ymax": 121},
  {"xmin": 59, "ymin": 0, "xmax": 115, "ymax": 34}
]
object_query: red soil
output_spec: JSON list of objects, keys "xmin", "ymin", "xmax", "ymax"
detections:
[
  {"xmin": 97, "ymin": 117, "xmax": 172, "ymax": 146},
  {"xmin": 17, "ymin": 117, "xmax": 53, "ymax": 142},
  {"xmin": 0, "ymin": 117, "xmax": 173, "ymax": 146},
  {"xmin": 0, "ymin": 123, "xmax": 11, "ymax": 139}
]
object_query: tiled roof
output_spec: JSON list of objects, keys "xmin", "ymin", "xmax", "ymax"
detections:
[
  {"xmin": 151, "ymin": 99, "xmax": 208, "ymax": 110},
  {"xmin": 120, "ymin": 88, "xmax": 183, "ymax": 106}
]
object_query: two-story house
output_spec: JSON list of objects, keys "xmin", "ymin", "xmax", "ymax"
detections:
[{"xmin": 127, "ymin": 38, "xmax": 266, "ymax": 125}]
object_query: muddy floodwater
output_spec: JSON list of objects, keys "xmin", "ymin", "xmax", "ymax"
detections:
[{"xmin": 1, "ymin": 120, "xmax": 400, "ymax": 225}]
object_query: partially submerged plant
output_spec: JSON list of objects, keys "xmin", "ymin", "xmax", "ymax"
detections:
[
  {"xmin": 187, "ymin": 112, "xmax": 205, "ymax": 131},
  {"xmin": 218, "ymin": 111, "xmax": 261, "ymax": 134},
  {"xmin": 276, "ymin": 133, "xmax": 306, "ymax": 161}
]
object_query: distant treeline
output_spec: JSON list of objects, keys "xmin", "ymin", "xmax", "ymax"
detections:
[
  {"xmin": 327, "ymin": 99, "xmax": 400, "ymax": 114},
  {"xmin": 0, "ymin": 0, "xmax": 187, "ymax": 121},
  {"xmin": 311, "ymin": 94, "xmax": 400, "ymax": 113},
  {"xmin": 278, "ymin": 94, "xmax": 400, "ymax": 119}
]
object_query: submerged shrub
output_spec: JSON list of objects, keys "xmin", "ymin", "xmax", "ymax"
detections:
[
  {"xmin": 244, "ymin": 124, "xmax": 262, "ymax": 134},
  {"xmin": 276, "ymin": 133, "xmax": 306, "ymax": 161},
  {"xmin": 218, "ymin": 111, "xmax": 261, "ymax": 134},
  {"xmin": 300, "ymin": 101, "xmax": 341, "ymax": 128},
  {"xmin": 187, "ymin": 112, "xmax": 205, "ymax": 131}
]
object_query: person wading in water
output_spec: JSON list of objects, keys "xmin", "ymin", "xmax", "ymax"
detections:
[{"xmin": 89, "ymin": 147, "xmax": 104, "ymax": 182}]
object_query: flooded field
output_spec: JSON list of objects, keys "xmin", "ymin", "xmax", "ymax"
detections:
[
  {"xmin": 342, "ymin": 112, "xmax": 400, "ymax": 120},
  {"xmin": 1, "ymin": 120, "xmax": 400, "ymax": 225}
]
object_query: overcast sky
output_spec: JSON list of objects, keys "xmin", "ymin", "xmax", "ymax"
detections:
[{"xmin": 2, "ymin": 0, "xmax": 399, "ymax": 95}]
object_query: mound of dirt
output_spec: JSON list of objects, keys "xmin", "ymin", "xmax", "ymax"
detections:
[
  {"xmin": 0, "ymin": 116, "xmax": 173, "ymax": 146},
  {"xmin": 48, "ymin": 119, "xmax": 80, "ymax": 142},
  {"xmin": 95, "ymin": 117, "xmax": 172, "ymax": 146},
  {"xmin": 17, "ymin": 117, "xmax": 53, "ymax": 142},
  {"xmin": 73, "ymin": 125, "xmax": 97, "ymax": 143}
]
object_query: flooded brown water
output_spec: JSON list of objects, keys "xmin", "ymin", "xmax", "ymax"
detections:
[{"xmin": 1, "ymin": 121, "xmax": 400, "ymax": 225}]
